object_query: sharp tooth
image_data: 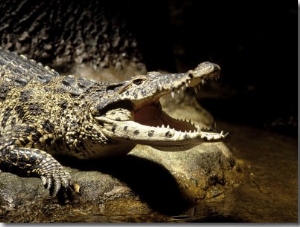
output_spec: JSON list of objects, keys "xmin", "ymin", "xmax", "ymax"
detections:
[
  {"xmin": 158, "ymin": 84, "xmax": 162, "ymax": 91},
  {"xmin": 171, "ymin": 91, "xmax": 175, "ymax": 99},
  {"xmin": 181, "ymin": 86, "xmax": 185, "ymax": 90},
  {"xmin": 213, "ymin": 122, "xmax": 217, "ymax": 129},
  {"xmin": 201, "ymin": 80, "xmax": 205, "ymax": 84},
  {"xmin": 194, "ymin": 87, "xmax": 198, "ymax": 94},
  {"xmin": 167, "ymin": 125, "xmax": 170, "ymax": 129}
]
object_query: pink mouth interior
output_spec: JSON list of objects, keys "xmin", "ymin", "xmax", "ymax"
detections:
[{"xmin": 134, "ymin": 103, "xmax": 197, "ymax": 132}]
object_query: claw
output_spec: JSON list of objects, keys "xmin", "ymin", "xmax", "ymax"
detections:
[
  {"xmin": 61, "ymin": 174, "xmax": 71, "ymax": 188},
  {"xmin": 52, "ymin": 177, "xmax": 62, "ymax": 197},
  {"xmin": 46, "ymin": 177, "xmax": 53, "ymax": 190},
  {"xmin": 37, "ymin": 161, "xmax": 71, "ymax": 197},
  {"xmin": 41, "ymin": 176, "xmax": 47, "ymax": 186}
]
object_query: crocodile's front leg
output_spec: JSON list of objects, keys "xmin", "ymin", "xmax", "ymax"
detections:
[{"xmin": 0, "ymin": 136, "xmax": 71, "ymax": 196}]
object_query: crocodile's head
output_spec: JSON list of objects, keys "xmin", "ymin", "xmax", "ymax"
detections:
[{"xmin": 91, "ymin": 62, "xmax": 227, "ymax": 152}]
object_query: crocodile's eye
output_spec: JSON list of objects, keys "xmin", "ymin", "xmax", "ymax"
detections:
[{"xmin": 132, "ymin": 78, "xmax": 144, "ymax": 85}]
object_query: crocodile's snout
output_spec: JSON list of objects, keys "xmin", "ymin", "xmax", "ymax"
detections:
[{"xmin": 95, "ymin": 61, "xmax": 226, "ymax": 151}]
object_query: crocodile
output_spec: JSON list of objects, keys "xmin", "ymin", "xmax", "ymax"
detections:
[{"xmin": 0, "ymin": 49, "xmax": 227, "ymax": 196}]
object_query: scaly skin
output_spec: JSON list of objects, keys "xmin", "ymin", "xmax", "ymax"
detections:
[{"xmin": 0, "ymin": 49, "xmax": 227, "ymax": 196}]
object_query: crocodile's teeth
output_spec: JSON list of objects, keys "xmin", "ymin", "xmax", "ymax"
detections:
[
  {"xmin": 194, "ymin": 86, "xmax": 201, "ymax": 94},
  {"xmin": 158, "ymin": 83, "xmax": 163, "ymax": 91},
  {"xmin": 223, "ymin": 132, "xmax": 229, "ymax": 137},
  {"xmin": 171, "ymin": 91, "xmax": 175, "ymax": 99},
  {"xmin": 193, "ymin": 87, "xmax": 198, "ymax": 94}
]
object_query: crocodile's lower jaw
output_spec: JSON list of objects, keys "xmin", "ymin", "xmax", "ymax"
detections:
[{"xmin": 96, "ymin": 98, "xmax": 227, "ymax": 151}]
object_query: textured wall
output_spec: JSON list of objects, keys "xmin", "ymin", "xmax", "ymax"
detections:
[{"xmin": 0, "ymin": 0, "xmax": 144, "ymax": 73}]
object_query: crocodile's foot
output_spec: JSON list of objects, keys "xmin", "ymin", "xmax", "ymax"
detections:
[
  {"xmin": 29, "ymin": 155, "xmax": 71, "ymax": 196},
  {"xmin": 0, "ymin": 137, "xmax": 72, "ymax": 197}
]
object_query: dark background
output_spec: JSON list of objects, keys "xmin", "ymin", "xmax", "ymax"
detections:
[
  {"xmin": 0, "ymin": 0, "xmax": 297, "ymax": 136},
  {"xmin": 130, "ymin": 0, "xmax": 297, "ymax": 137}
]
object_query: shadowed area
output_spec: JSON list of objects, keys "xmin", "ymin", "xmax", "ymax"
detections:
[{"xmin": 57, "ymin": 154, "xmax": 192, "ymax": 215}]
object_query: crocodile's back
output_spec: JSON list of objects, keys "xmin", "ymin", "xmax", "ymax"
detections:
[
  {"xmin": 0, "ymin": 49, "xmax": 60, "ymax": 100},
  {"xmin": 0, "ymin": 49, "xmax": 103, "ymax": 100}
]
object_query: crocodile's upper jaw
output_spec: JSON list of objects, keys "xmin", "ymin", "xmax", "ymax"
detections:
[{"xmin": 95, "ymin": 62, "xmax": 227, "ymax": 151}]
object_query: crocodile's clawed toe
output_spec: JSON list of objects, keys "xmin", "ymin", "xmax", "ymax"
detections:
[{"xmin": 40, "ymin": 170, "xmax": 71, "ymax": 197}]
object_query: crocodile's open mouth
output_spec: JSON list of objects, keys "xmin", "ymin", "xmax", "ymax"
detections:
[
  {"xmin": 95, "ymin": 62, "xmax": 227, "ymax": 150},
  {"xmin": 132, "ymin": 71, "xmax": 219, "ymax": 134},
  {"xmin": 134, "ymin": 101, "xmax": 200, "ymax": 132}
]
